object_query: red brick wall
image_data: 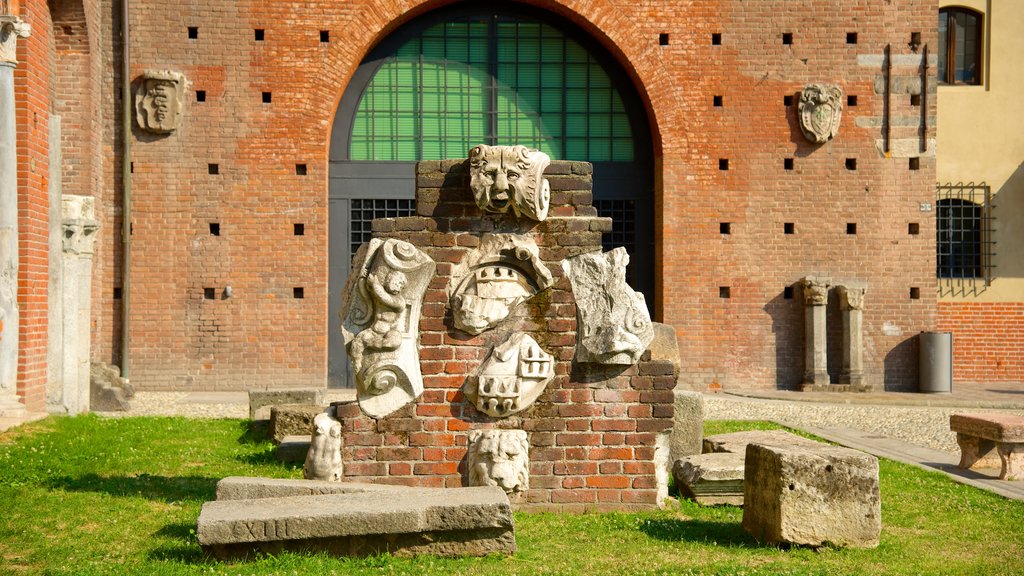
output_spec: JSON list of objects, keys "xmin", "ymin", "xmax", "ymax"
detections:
[
  {"xmin": 14, "ymin": 0, "xmax": 53, "ymax": 412},
  {"xmin": 332, "ymin": 160, "xmax": 673, "ymax": 511},
  {"xmin": 938, "ymin": 302, "xmax": 1024, "ymax": 383},
  {"xmin": 99, "ymin": 0, "xmax": 938, "ymax": 391}
]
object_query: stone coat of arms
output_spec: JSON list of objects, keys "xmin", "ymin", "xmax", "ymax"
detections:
[{"xmin": 798, "ymin": 84, "xmax": 843, "ymax": 144}]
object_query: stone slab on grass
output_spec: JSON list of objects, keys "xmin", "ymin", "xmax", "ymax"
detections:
[
  {"xmin": 671, "ymin": 390, "xmax": 704, "ymax": 462},
  {"xmin": 248, "ymin": 388, "xmax": 324, "ymax": 420},
  {"xmin": 216, "ymin": 476, "xmax": 406, "ymax": 501},
  {"xmin": 197, "ymin": 486, "xmax": 515, "ymax": 559},
  {"xmin": 703, "ymin": 429, "xmax": 821, "ymax": 455},
  {"xmin": 742, "ymin": 443, "xmax": 881, "ymax": 548},
  {"xmin": 276, "ymin": 435, "xmax": 311, "ymax": 463},
  {"xmin": 673, "ymin": 452, "xmax": 745, "ymax": 506},
  {"xmin": 269, "ymin": 404, "xmax": 325, "ymax": 444}
]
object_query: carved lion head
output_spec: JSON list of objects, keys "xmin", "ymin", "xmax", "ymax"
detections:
[{"xmin": 467, "ymin": 429, "xmax": 530, "ymax": 494}]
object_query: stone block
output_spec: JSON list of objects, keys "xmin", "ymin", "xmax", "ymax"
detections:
[
  {"xmin": 269, "ymin": 404, "xmax": 325, "ymax": 444},
  {"xmin": 703, "ymin": 429, "xmax": 821, "ymax": 455},
  {"xmin": 673, "ymin": 452, "xmax": 745, "ymax": 506},
  {"xmin": 276, "ymin": 435, "xmax": 311, "ymax": 463},
  {"xmin": 648, "ymin": 322, "xmax": 681, "ymax": 377},
  {"xmin": 248, "ymin": 388, "xmax": 324, "ymax": 420},
  {"xmin": 197, "ymin": 486, "xmax": 515, "ymax": 559},
  {"xmin": 89, "ymin": 362, "xmax": 134, "ymax": 412},
  {"xmin": 742, "ymin": 444, "xmax": 881, "ymax": 548},
  {"xmin": 670, "ymin": 390, "xmax": 703, "ymax": 463},
  {"xmin": 215, "ymin": 476, "xmax": 405, "ymax": 500}
]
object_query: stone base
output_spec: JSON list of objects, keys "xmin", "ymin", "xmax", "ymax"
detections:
[
  {"xmin": 0, "ymin": 396, "xmax": 28, "ymax": 419},
  {"xmin": 248, "ymin": 388, "xmax": 325, "ymax": 420},
  {"xmin": 673, "ymin": 452, "xmax": 745, "ymax": 506},
  {"xmin": 742, "ymin": 443, "xmax": 881, "ymax": 548},
  {"xmin": 670, "ymin": 390, "xmax": 704, "ymax": 463},
  {"xmin": 276, "ymin": 435, "xmax": 311, "ymax": 463},
  {"xmin": 703, "ymin": 429, "xmax": 821, "ymax": 455},
  {"xmin": 197, "ymin": 486, "xmax": 515, "ymax": 559},
  {"xmin": 800, "ymin": 383, "xmax": 875, "ymax": 393},
  {"xmin": 269, "ymin": 404, "xmax": 326, "ymax": 444}
]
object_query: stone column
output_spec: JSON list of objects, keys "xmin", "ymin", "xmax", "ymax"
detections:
[
  {"xmin": 0, "ymin": 15, "xmax": 30, "ymax": 417},
  {"xmin": 837, "ymin": 283, "xmax": 867, "ymax": 389},
  {"xmin": 60, "ymin": 196, "xmax": 99, "ymax": 414},
  {"xmin": 800, "ymin": 276, "xmax": 831, "ymax": 389}
]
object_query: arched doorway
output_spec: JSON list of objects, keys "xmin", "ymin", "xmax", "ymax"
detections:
[{"xmin": 328, "ymin": 3, "xmax": 654, "ymax": 387}]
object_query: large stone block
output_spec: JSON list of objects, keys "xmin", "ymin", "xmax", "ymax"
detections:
[
  {"xmin": 249, "ymin": 388, "xmax": 325, "ymax": 420},
  {"xmin": 197, "ymin": 486, "xmax": 515, "ymax": 559},
  {"xmin": 703, "ymin": 429, "xmax": 820, "ymax": 455},
  {"xmin": 673, "ymin": 452, "xmax": 745, "ymax": 506},
  {"xmin": 275, "ymin": 436, "xmax": 310, "ymax": 463},
  {"xmin": 215, "ymin": 476, "xmax": 405, "ymax": 501},
  {"xmin": 269, "ymin": 404, "xmax": 325, "ymax": 444},
  {"xmin": 742, "ymin": 443, "xmax": 881, "ymax": 548},
  {"xmin": 670, "ymin": 390, "xmax": 703, "ymax": 462}
]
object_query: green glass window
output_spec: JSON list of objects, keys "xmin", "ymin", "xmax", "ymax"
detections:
[{"xmin": 350, "ymin": 17, "xmax": 634, "ymax": 162}]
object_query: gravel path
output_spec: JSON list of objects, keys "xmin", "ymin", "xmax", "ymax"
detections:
[
  {"xmin": 706, "ymin": 393, "xmax": 1024, "ymax": 454},
  {"xmin": 108, "ymin": 391, "xmax": 1024, "ymax": 456}
]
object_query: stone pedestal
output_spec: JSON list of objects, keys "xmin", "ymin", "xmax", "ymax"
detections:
[
  {"xmin": 800, "ymin": 277, "xmax": 831, "ymax": 389},
  {"xmin": 59, "ymin": 196, "xmax": 99, "ymax": 414},
  {"xmin": 837, "ymin": 284, "xmax": 867, "ymax": 388},
  {"xmin": 0, "ymin": 16, "xmax": 30, "ymax": 418}
]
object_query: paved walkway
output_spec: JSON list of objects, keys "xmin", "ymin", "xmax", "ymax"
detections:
[{"xmin": 725, "ymin": 380, "xmax": 1024, "ymax": 409}]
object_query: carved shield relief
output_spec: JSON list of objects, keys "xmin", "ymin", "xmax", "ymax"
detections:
[
  {"xmin": 798, "ymin": 84, "xmax": 843, "ymax": 144},
  {"xmin": 135, "ymin": 70, "xmax": 186, "ymax": 134},
  {"xmin": 465, "ymin": 333, "xmax": 554, "ymax": 418}
]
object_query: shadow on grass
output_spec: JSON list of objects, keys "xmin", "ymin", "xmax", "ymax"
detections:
[
  {"xmin": 148, "ymin": 522, "xmax": 208, "ymax": 564},
  {"xmin": 637, "ymin": 518, "xmax": 760, "ymax": 548},
  {"xmin": 46, "ymin": 473, "xmax": 218, "ymax": 502},
  {"xmin": 237, "ymin": 420, "xmax": 270, "ymax": 445}
]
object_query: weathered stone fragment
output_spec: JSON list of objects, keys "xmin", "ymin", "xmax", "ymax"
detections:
[
  {"xmin": 673, "ymin": 452, "xmax": 746, "ymax": 506},
  {"xmin": 465, "ymin": 334, "xmax": 553, "ymax": 418},
  {"xmin": 703, "ymin": 429, "xmax": 821, "ymax": 455},
  {"xmin": 134, "ymin": 70, "xmax": 186, "ymax": 133},
  {"xmin": 468, "ymin": 144, "xmax": 550, "ymax": 221},
  {"xmin": 248, "ymin": 388, "xmax": 324, "ymax": 420},
  {"xmin": 269, "ymin": 404, "xmax": 325, "ymax": 444},
  {"xmin": 196, "ymin": 486, "xmax": 516, "ymax": 559},
  {"xmin": 467, "ymin": 429, "xmax": 530, "ymax": 495},
  {"xmin": 341, "ymin": 238, "xmax": 435, "ymax": 418},
  {"xmin": 799, "ymin": 84, "xmax": 843, "ymax": 143},
  {"xmin": 671, "ymin": 390, "xmax": 704, "ymax": 463},
  {"xmin": 447, "ymin": 234, "xmax": 553, "ymax": 335},
  {"xmin": 742, "ymin": 443, "xmax": 881, "ymax": 548},
  {"xmin": 215, "ymin": 476, "xmax": 405, "ymax": 501},
  {"xmin": 562, "ymin": 248, "xmax": 654, "ymax": 365},
  {"xmin": 648, "ymin": 322, "xmax": 681, "ymax": 377},
  {"xmin": 304, "ymin": 412, "xmax": 343, "ymax": 482},
  {"xmin": 89, "ymin": 362, "xmax": 134, "ymax": 412},
  {"xmin": 276, "ymin": 435, "xmax": 310, "ymax": 463}
]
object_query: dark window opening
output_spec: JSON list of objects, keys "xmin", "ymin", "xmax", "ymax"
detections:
[
  {"xmin": 262, "ymin": 92, "xmax": 272, "ymax": 103},
  {"xmin": 784, "ymin": 95, "xmax": 794, "ymax": 106},
  {"xmin": 187, "ymin": 26, "xmax": 198, "ymax": 39},
  {"xmin": 847, "ymin": 95, "xmax": 858, "ymax": 106},
  {"xmin": 296, "ymin": 164, "xmax": 307, "ymax": 175},
  {"xmin": 659, "ymin": 33, "xmax": 669, "ymax": 46},
  {"xmin": 320, "ymin": 30, "xmax": 330, "ymax": 43},
  {"xmin": 294, "ymin": 223, "xmax": 305, "ymax": 236},
  {"xmin": 783, "ymin": 286, "xmax": 794, "ymax": 299},
  {"xmin": 847, "ymin": 32, "xmax": 858, "ymax": 44},
  {"xmin": 846, "ymin": 223, "xmax": 857, "ymax": 235},
  {"xmin": 784, "ymin": 222, "xmax": 795, "ymax": 235},
  {"xmin": 939, "ymin": 8, "xmax": 983, "ymax": 85},
  {"xmin": 293, "ymin": 287, "xmax": 305, "ymax": 299},
  {"xmin": 209, "ymin": 223, "xmax": 220, "ymax": 236},
  {"xmin": 845, "ymin": 158, "xmax": 857, "ymax": 170},
  {"xmin": 720, "ymin": 222, "xmax": 731, "ymax": 235},
  {"xmin": 719, "ymin": 286, "xmax": 731, "ymax": 298},
  {"xmin": 937, "ymin": 185, "xmax": 993, "ymax": 281},
  {"xmin": 204, "ymin": 288, "xmax": 215, "ymax": 300},
  {"xmin": 208, "ymin": 163, "xmax": 219, "ymax": 175},
  {"xmin": 909, "ymin": 222, "xmax": 920, "ymax": 235},
  {"xmin": 910, "ymin": 157, "xmax": 920, "ymax": 170},
  {"xmin": 782, "ymin": 32, "xmax": 793, "ymax": 45},
  {"xmin": 196, "ymin": 90, "xmax": 206, "ymax": 102},
  {"xmin": 712, "ymin": 33, "xmax": 722, "ymax": 45},
  {"xmin": 784, "ymin": 158, "xmax": 794, "ymax": 170},
  {"xmin": 719, "ymin": 159, "xmax": 729, "ymax": 170},
  {"xmin": 713, "ymin": 95, "xmax": 723, "ymax": 107},
  {"xmin": 255, "ymin": 29, "xmax": 265, "ymax": 41}
]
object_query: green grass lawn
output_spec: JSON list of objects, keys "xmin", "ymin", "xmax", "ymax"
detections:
[{"xmin": 1, "ymin": 416, "xmax": 1022, "ymax": 575}]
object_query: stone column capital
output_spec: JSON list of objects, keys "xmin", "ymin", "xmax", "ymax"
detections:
[
  {"xmin": 0, "ymin": 16, "xmax": 31, "ymax": 66},
  {"xmin": 837, "ymin": 284, "xmax": 867, "ymax": 310},
  {"xmin": 800, "ymin": 277, "xmax": 831, "ymax": 306},
  {"xmin": 61, "ymin": 195, "xmax": 99, "ymax": 256}
]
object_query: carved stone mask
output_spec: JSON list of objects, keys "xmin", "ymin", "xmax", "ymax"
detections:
[
  {"xmin": 468, "ymin": 144, "xmax": 550, "ymax": 221},
  {"xmin": 467, "ymin": 429, "xmax": 530, "ymax": 494}
]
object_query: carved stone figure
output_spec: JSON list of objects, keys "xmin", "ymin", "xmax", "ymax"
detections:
[
  {"xmin": 0, "ymin": 16, "xmax": 31, "ymax": 65},
  {"xmin": 303, "ymin": 411, "xmax": 343, "ymax": 482},
  {"xmin": 465, "ymin": 333, "xmax": 554, "ymax": 418},
  {"xmin": 562, "ymin": 248, "xmax": 654, "ymax": 365},
  {"xmin": 135, "ymin": 70, "xmax": 186, "ymax": 133},
  {"xmin": 468, "ymin": 144, "xmax": 551, "ymax": 221},
  {"xmin": 448, "ymin": 234, "xmax": 553, "ymax": 335},
  {"xmin": 798, "ymin": 84, "xmax": 843, "ymax": 144},
  {"xmin": 341, "ymin": 238, "xmax": 435, "ymax": 418},
  {"xmin": 467, "ymin": 429, "xmax": 530, "ymax": 495}
]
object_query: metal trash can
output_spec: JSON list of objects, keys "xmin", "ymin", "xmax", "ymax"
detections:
[{"xmin": 919, "ymin": 331, "xmax": 953, "ymax": 393}]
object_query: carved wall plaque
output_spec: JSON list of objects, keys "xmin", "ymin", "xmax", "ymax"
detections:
[
  {"xmin": 799, "ymin": 84, "xmax": 843, "ymax": 144},
  {"xmin": 341, "ymin": 238, "xmax": 435, "ymax": 418},
  {"xmin": 468, "ymin": 144, "xmax": 551, "ymax": 221},
  {"xmin": 135, "ymin": 70, "xmax": 186, "ymax": 134},
  {"xmin": 448, "ymin": 234, "xmax": 553, "ymax": 335},
  {"xmin": 303, "ymin": 412, "xmax": 343, "ymax": 482},
  {"xmin": 465, "ymin": 333, "xmax": 554, "ymax": 418},
  {"xmin": 562, "ymin": 248, "xmax": 654, "ymax": 365},
  {"xmin": 467, "ymin": 429, "xmax": 530, "ymax": 495}
]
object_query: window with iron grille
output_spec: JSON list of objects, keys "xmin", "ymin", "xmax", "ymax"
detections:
[
  {"xmin": 349, "ymin": 199, "xmax": 416, "ymax": 258},
  {"xmin": 936, "ymin": 182, "xmax": 993, "ymax": 284},
  {"xmin": 595, "ymin": 199, "xmax": 637, "ymax": 288}
]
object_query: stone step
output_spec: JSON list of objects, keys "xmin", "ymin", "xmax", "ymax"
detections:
[
  {"xmin": 197, "ymin": 486, "xmax": 515, "ymax": 559},
  {"xmin": 276, "ymin": 435, "xmax": 311, "ymax": 463},
  {"xmin": 215, "ymin": 476, "xmax": 407, "ymax": 501},
  {"xmin": 673, "ymin": 452, "xmax": 746, "ymax": 506},
  {"xmin": 703, "ymin": 429, "xmax": 821, "ymax": 455}
]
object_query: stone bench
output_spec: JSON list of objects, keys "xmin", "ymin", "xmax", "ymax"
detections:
[
  {"xmin": 197, "ymin": 482, "xmax": 515, "ymax": 559},
  {"xmin": 950, "ymin": 413, "xmax": 1024, "ymax": 480}
]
